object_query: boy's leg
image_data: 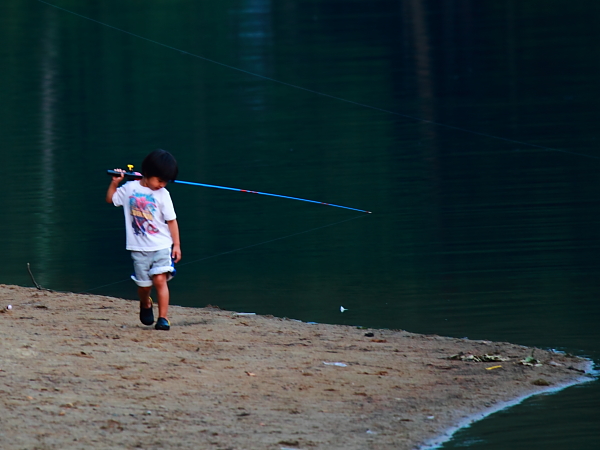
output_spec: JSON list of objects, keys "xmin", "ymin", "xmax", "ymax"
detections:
[
  {"xmin": 138, "ymin": 286, "xmax": 152, "ymax": 309},
  {"xmin": 152, "ymin": 273, "xmax": 169, "ymax": 320},
  {"xmin": 138, "ymin": 285, "xmax": 154, "ymax": 326}
]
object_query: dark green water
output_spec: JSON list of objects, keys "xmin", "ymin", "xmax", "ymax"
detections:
[{"xmin": 2, "ymin": 1, "xmax": 599, "ymax": 448}]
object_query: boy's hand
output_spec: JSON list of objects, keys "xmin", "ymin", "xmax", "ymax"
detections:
[
  {"xmin": 171, "ymin": 245, "xmax": 182, "ymax": 263},
  {"xmin": 106, "ymin": 169, "xmax": 125, "ymax": 203},
  {"xmin": 111, "ymin": 168, "xmax": 125, "ymax": 183},
  {"xmin": 167, "ymin": 220, "xmax": 181, "ymax": 262}
]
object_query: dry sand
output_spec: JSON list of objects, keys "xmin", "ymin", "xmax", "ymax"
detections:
[{"xmin": 0, "ymin": 284, "xmax": 592, "ymax": 450}]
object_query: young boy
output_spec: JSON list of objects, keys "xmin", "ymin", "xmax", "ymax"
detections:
[{"xmin": 106, "ymin": 149, "xmax": 181, "ymax": 331}]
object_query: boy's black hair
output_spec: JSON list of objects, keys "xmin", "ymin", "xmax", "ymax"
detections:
[{"xmin": 141, "ymin": 149, "xmax": 179, "ymax": 181}]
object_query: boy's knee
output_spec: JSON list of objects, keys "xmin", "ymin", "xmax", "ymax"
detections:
[{"xmin": 152, "ymin": 273, "xmax": 168, "ymax": 286}]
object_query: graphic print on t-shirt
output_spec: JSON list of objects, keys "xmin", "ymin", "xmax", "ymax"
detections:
[{"xmin": 129, "ymin": 192, "xmax": 159, "ymax": 236}]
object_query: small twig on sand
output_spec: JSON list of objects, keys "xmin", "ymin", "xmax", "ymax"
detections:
[{"xmin": 27, "ymin": 263, "xmax": 50, "ymax": 291}]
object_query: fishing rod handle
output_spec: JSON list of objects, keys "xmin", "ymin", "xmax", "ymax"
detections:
[{"xmin": 106, "ymin": 169, "xmax": 143, "ymax": 180}]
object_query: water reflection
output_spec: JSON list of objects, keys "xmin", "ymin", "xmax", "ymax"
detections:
[
  {"xmin": 232, "ymin": 0, "xmax": 273, "ymax": 111},
  {"xmin": 38, "ymin": 6, "xmax": 58, "ymax": 285}
]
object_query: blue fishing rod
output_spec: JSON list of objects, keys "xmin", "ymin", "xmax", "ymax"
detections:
[{"xmin": 107, "ymin": 168, "xmax": 371, "ymax": 214}]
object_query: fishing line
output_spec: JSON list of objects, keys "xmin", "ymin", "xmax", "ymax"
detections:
[
  {"xmin": 177, "ymin": 213, "xmax": 368, "ymax": 268},
  {"xmin": 78, "ymin": 214, "xmax": 368, "ymax": 294},
  {"xmin": 37, "ymin": 0, "xmax": 599, "ymax": 161}
]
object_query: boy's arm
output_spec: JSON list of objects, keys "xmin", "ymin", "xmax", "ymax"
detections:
[
  {"xmin": 167, "ymin": 219, "xmax": 181, "ymax": 263},
  {"xmin": 106, "ymin": 170, "xmax": 125, "ymax": 203}
]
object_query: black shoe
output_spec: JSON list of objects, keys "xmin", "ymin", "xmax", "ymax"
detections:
[
  {"xmin": 155, "ymin": 317, "xmax": 170, "ymax": 330},
  {"xmin": 139, "ymin": 298, "xmax": 154, "ymax": 326}
]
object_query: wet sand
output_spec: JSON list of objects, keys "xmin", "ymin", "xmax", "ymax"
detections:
[{"xmin": 0, "ymin": 284, "xmax": 592, "ymax": 449}]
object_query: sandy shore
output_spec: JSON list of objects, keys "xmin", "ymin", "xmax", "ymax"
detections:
[{"xmin": 0, "ymin": 284, "xmax": 592, "ymax": 450}]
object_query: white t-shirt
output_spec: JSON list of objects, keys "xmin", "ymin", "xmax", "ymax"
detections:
[{"xmin": 112, "ymin": 180, "xmax": 177, "ymax": 251}]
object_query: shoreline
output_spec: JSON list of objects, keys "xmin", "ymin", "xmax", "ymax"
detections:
[
  {"xmin": 420, "ymin": 364, "xmax": 595, "ymax": 450},
  {"xmin": 1, "ymin": 284, "xmax": 594, "ymax": 449}
]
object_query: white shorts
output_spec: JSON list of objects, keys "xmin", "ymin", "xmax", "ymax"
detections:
[{"xmin": 130, "ymin": 248, "xmax": 175, "ymax": 287}]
